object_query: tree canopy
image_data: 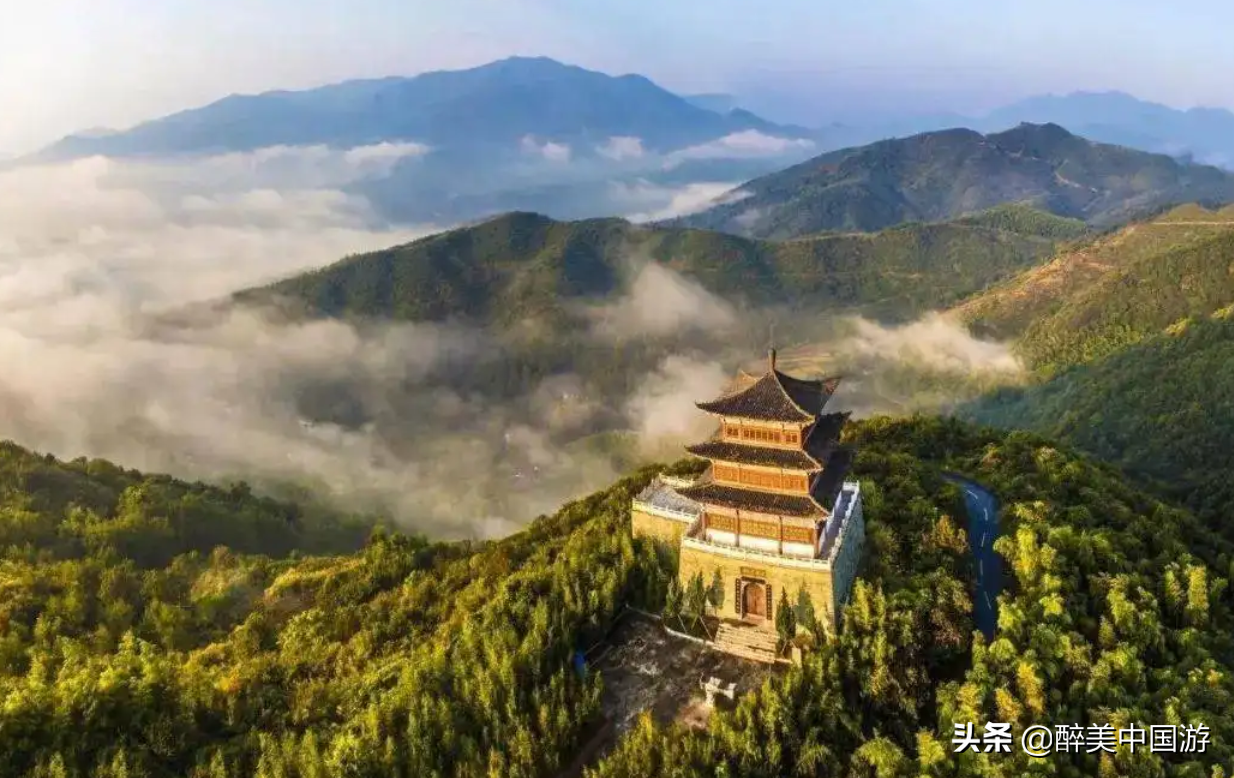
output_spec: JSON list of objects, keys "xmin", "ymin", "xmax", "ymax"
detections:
[{"xmin": 0, "ymin": 418, "xmax": 1229, "ymax": 776}]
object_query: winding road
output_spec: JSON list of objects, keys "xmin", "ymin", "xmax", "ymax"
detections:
[{"xmin": 942, "ymin": 474, "xmax": 1002, "ymax": 639}]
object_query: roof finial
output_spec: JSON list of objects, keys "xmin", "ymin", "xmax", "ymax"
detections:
[{"xmin": 768, "ymin": 320, "xmax": 777, "ymax": 372}]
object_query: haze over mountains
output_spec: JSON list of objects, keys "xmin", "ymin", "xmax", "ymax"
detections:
[
  {"xmin": 791, "ymin": 91, "xmax": 1234, "ymax": 170},
  {"xmin": 236, "ymin": 205, "xmax": 1080, "ymax": 327},
  {"xmin": 28, "ymin": 57, "xmax": 821, "ymax": 226},
  {"xmin": 23, "ymin": 56, "xmax": 1234, "ymax": 231},
  {"xmin": 38, "ymin": 57, "xmax": 813, "ymax": 159}
]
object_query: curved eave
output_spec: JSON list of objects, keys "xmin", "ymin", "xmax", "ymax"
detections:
[
  {"xmin": 693, "ymin": 400, "xmax": 815, "ymax": 423},
  {"xmin": 678, "ymin": 481, "xmax": 829, "ymax": 519},
  {"xmin": 684, "ymin": 441, "xmax": 823, "ymax": 471},
  {"xmin": 769, "ymin": 371, "xmax": 814, "ymax": 419}
]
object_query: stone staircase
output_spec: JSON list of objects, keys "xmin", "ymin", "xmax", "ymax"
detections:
[{"xmin": 713, "ymin": 623, "xmax": 781, "ymax": 664}]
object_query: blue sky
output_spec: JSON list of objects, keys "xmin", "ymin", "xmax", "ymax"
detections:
[{"xmin": 4, "ymin": 0, "xmax": 1233, "ymax": 154}]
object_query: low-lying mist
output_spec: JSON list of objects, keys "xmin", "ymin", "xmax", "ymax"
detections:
[{"xmin": 0, "ymin": 149, "xmax": 1023, "ymax": 540}]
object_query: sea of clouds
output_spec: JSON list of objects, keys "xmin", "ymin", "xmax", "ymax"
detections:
[{"xmin": 0, "ymin": 139, "xmax": 1022, "ymax": 539}]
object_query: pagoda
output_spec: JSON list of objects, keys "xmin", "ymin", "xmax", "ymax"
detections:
[{"xmin": 631, "ymin": 349, "xmax": 865, "ymax": 658}]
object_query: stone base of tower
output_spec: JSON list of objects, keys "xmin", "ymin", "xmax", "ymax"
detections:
[
  {"xmin": 678, "ymin": 542, "xmax": 837, "ymax": 635},
  {"xmin": 632, "ymin": 474, "xmax": 865, "ymax": 647}
]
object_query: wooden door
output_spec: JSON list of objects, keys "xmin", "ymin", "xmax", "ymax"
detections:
[{"xmin": 743, "ymin": 581, "xmax": 766, "ymax": 619}]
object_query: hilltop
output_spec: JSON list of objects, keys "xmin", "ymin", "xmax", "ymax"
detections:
[
  {"xmin": 978, "ymin": 90, "xmax": 1234, "ymax": 167},
  {"xmin": 237, "ymin": 205, "xmax": 1084, "ymax": 328},
  {"xmin": 671, "ymin": 123, "xmax": 1234, "ymax": 239}
]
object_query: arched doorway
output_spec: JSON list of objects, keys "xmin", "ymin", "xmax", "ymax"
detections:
[{"xmin": 742, "ymin": 581, "xmax": 767, "ymax": 620}]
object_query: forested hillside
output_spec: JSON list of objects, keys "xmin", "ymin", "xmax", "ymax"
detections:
[
  {"xmin": 953, "ymin": 204, "xmax": 1234, "ymax": 341},
  {"xmin": 0, "ymin": 441, "xmax": 371, "ymax": 565},
  {"xmin": 238, "ymin": 206, "xmax": 1081, "ymax": 327},
  {"xmin": 954, "ymin": 204, "xmax": 1234, "ymax": 520},
  {"xmin": 1, "ymin": 418, "xmax": 1230, "ymax": 776},
  {"xmin": 967, "ymin": 310, "xmax": 1234, "ymax": 522},
  {"xmin": 1013, "ymin": 228, "xmax": 1234, "ymax": 373}
]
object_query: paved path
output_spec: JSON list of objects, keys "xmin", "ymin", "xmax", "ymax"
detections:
[{"xmin": 943, "ymin": 473, "xmax": 1002, "ymax": 639}]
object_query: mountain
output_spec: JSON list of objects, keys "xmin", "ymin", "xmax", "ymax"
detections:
[
  {"xmin": 732, "ymin": 88, "xmax": 1234, "ymax": 170},
  {"xmin": 3, "ymin": 416, "xmax": 1232, "ymax": 775},
  {"xmin": 683, "ymin": 93, "xmax": 741, "ymax": 113},
  {"xmin": 671, "ymin": 123, "xmax": 1234, "ymax": 240},
  {"xmin": 236, "ymin": 206, "xmax": 1084, "ymax": 328},
  {"xmin": 36, "ymin": 57, "xmax": 807, "ymax": 160},
  {"xmin": 979, "ymin": 90, "xmax": 1234, "ymax": 168},
  {"xmin": 954, "ymin": 204, "xmax": 1234, "ymax": 519},
  {"xmin": 224, "ymin": 208, "xmax": 1078, "ymax": 440},
  {"xmin": 966, "ymin": 311, "xmax": 1234, "ymax": 521},
  {"xmin": 27, "ymin": 57, "xmax": 827, "ymax": 227}
]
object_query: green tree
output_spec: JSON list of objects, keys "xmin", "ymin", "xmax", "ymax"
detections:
[
  {"xmin": 707, "ymin": 569, "xmax": 725, "ymax": 611},
  {"xmin": 776, "ymin": 589, "xmax": 797, "ymax": 649},
  {"xmin": 683, "ymin": 572, "xmax": 708, "ymax": 629},
  {"xmin": 794, "ymin": 588, "xmax": 818, "ymax": 636}
]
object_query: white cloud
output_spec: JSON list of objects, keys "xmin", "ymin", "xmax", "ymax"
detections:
[
  {"xmin": 613, "ymin": 180, "xmax": 746, "ymax": 222},
  {"xmin": 520, "ymin": 135, "xmax": 572, "ymax": 162},
  {"xmin": 624, "ymin": 355, "xmax": 731, "ymax": 451},
  {"xmin": 597, "ymin": 135, "xmax": 646, "ymax": 161},
  {"xmin": 585, "ymin": 263, "xmax": 737, "ymax": 341},
  {"xmin": 98, "ymin": 142, "xmax": 429, "ymax": 196},
  {"xmin": 0, "ymin": 149, "xmax": 575, "ymax": 538},
  {"xmin": 733, "ymin": 206, "xmax": 764, "ymax": 231},
  {"xmin": 834, "ymin": 313, "xmax": 1023, "ymax": 376},
  {"xmin": 0, "ymin": 144, "xmax": 755, "ymax": 539},
  {"xmin": 663, "ymin": 130, "xmax": 815, "ymax": 168}
]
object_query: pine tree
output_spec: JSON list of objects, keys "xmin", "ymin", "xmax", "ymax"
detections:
[
  {"xmin": 707, "ymin": 569, "xmax": 725, "ymax": 611},
  {"xmin": 685, "ymin": 572, "xmax": 707, "ymax": 626},
  {"xmin": 794, "ymin": 588, "xmax": 818, "ymax": 635},
  {"xmin": 775, "ymin": 589, "xmax": 796, "ymax": 650}
]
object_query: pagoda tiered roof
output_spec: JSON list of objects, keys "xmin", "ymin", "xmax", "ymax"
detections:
[
  {"xmin": 685, "ymin": 411, "xmax": 852, "ymax": 471},
  {"xmin": 696, "ymin": 369, "xmax": 841, "ymax": 422},
  {"xmin": 678, "ymin": 445, "xmax": 855, "ymax": 519},
  {"xmin": 684, "ymin": 441, "xmax": 817, "ymax": 469},
  {"xmin": 678, "ymin": 480, "xmax": 828, "ymax": 518}
]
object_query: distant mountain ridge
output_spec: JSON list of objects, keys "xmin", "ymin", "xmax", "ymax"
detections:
[
  {"xmin": 727, "ymin": 88, "xmax": 1234, "ymax": 170},
  {"xmin": 35, "ymin": 57, "xmax": 810, "ymax": 161},
  {"xmin": 978, "ymin": 90, "xmax": 1234, "ymax": 167},
  {"xmin": 33, "ymin": 58, "xmax": 1234, "ymax": 232},
  {"xmin": 669, "ymin": 123, "xmax": 1234, "ymax": 239}
]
